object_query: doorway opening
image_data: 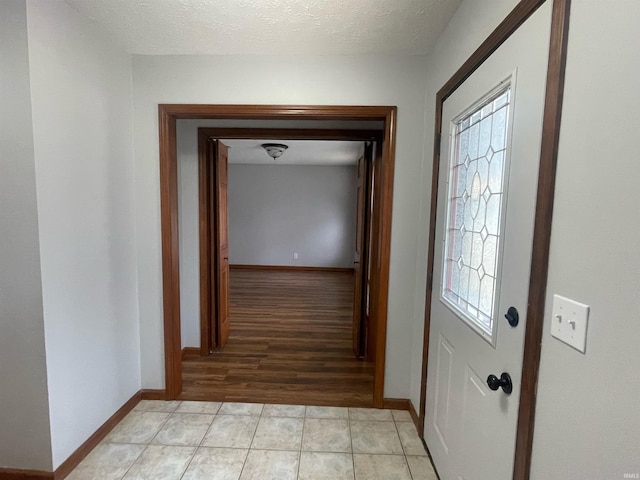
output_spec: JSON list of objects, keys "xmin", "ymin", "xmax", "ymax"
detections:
[
  {"xmin": 186, "ymin": 132, "xmax": 379, "ymax": 405},
  {"xmin": 158, "ymin": 106, "xmax": 397, "ymax": 408}
]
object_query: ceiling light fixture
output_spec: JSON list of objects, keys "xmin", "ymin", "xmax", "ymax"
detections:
[{"xmin": 261, "ymin": 143, "xmax": 288, "ymax": 160}]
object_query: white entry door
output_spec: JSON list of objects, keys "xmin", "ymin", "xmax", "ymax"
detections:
[{"xmin": 424, "ymin": 4, "xmax": 551, "ymax": 480}]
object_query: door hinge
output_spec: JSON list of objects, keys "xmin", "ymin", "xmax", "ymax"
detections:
[{"xmin": 434, "ymin": 133, "xmax": 441, "ymax": 156}]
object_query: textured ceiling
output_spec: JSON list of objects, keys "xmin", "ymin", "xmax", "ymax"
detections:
[
  {"xmin": 223, "ymin": 139, "xmax": 362, "ymax": 166},
  {"xmin": 63, "ymin": 0, "xmax": 461, "ymax": 55}
]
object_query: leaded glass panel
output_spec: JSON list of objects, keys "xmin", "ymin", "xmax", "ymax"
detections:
[{"xmin": 441, "ymin": 88, "xmax": 511, "ymax": 339}]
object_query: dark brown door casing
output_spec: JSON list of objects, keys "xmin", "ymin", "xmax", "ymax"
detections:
[{"xmin": 159, "ymin": 107, "xmax": 397, "ymax": 409}]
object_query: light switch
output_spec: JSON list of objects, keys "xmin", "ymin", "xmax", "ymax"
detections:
[{"xmin": 550, "ymin": 294, "xmax": 590, "ymax": 353}]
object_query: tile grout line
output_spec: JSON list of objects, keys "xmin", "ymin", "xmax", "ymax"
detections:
[
  {"xmin": 393, "ymin": 418, "xmax": 416, "ymax": 480},
  {"xmin": 348, "ymin": 407, "xmax": 356, "ymax": 480},
  {"xmin": 111, "ymin": 402, "xmax": 181, "ymax": 480},
  {"xmin": 177, "ymin": 403, "xmax": 219, "ymax": 480},
  {"xmin": 118, "ymin": 443, "xmax": 151, "ymax": 480}
]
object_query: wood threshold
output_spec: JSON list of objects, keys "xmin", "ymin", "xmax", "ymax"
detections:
[
  {"xmin": 418, "ymin": 1, "xmax": 571, "ymax": 480},
  {"xmin": 230, "ymin": 264, "xmax": 354, "ymax": 273},
  {"xmin": 160, "ymin": 105, "xmax": 397, "ymax": 407}
]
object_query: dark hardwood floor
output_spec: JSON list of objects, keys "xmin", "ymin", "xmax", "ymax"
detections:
[{"xmin": 180, "ymin": 268, "xmax": 375, "ymax": 406}]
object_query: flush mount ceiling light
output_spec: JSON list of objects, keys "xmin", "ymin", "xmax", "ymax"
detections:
[{"xmin": 261, "ymin": 143, "xmax": 289, "ymax": 160}]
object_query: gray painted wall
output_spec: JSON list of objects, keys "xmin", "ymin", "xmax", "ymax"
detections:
[
  {"xmin": 228, "ymin": 164, "xmax": 357, "ymax": 268},
  {"xmin": 27, "ymin": 0, "xmax": 141, "ymax": 468},
  {"xmin": 0, "ymin": 0, "xmax": 53, "ymax": 470},
  {"xmin": 530, "ymin": 1, "xmax": 640, "ymax": 477},
  {"xmin": 135, "ymin": 55, "xmax": 430, "ymax": 396},
  {"xmin": 414, "ymin": 0, "xmax": 640, "ymax": 478}
]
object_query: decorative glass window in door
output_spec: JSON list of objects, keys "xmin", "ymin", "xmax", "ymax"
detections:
[{"xmin": 441, "ymin": 87, "xmax": 511, "ymax": 341}]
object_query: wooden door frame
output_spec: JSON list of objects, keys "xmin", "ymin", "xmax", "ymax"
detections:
[
  {"xmin": 417, "ymin": 1, "xmax": 571, "ymax": 480},
  {"xmin": 159, "ymin": 106, "xmax": 397, "ymax": 407},
  {"xmin": 197, "ymin": 127, "xmax": 382, "ymax": 359}
]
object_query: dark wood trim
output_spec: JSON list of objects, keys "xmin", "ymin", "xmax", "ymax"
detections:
[
  {"xmin": 371, "ymin": 107, "xmax": 396, "ymax": 408},
  {"xmin": 54, "ymin": 392, "xmax": 142, "ymax": 479},
  {"xmin": 159, "ymin": 106, "xmax": 182, "ymax": 399},
  {"xmin": 438, "ymin": 0, "xmax": 547, "ymax": 105},
  {"xmin": 513, "ymin": 1, "xmax": 571, "ymax": 478},
  {"xmin": 181, "ymin": 347, "xmax": 200, "ymax": 360},
  {"xmin": 159, "ymin": 104, "xmax": 396, "ymax": 120},
  {"xmin": 140, "ymin": 389, "xmax": 167, "ymax": 400},
  {"xmin": 198, "ymin": 127, "xmax": 382, "ymax": 141},
  {"xmin": 418, "ymin": 1, "xmax": 571, "ymax": 480},
  {"xmin": 159, "ymin": 105, "xmax": 397, "ymax": 409},
  {"xmin": 1, "ymin": 393, "xmax": 143, "ymax": 479},
  {"xmin": 229, "ymin": 264, "xmax": 354, "ymax": 273},
  {"xmin": 0, "ymin": 469, "xmax": 53, "ymax": 480},
  {"xmin": 382, "ymin": 398, "xmax": 411, "ymax": 410},
  {"xmin": 198, "ymin": 129, "xmax": 213, "ymax": 357},
  {"xmin": 408, "ymin": 400, "xmax": 419, "ymax": 430}
]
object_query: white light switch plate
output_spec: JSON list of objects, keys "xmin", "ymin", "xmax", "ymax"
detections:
[{"xmin": 550, "ymin": 294, "xmax": 590, "ymax": 353}]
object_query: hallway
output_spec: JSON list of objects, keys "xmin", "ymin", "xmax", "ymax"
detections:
[{"xmin": 181, "ymin": 269, "xmax": 375, "ymax": 406}]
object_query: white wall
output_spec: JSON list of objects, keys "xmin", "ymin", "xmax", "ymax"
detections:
[
  {"xmin": 26, "ymin": 0, "xmax": 140, "ymax": 469},
  {"xmin": 133, "ymin": 55, "xmax": 429, "ymax": 397},
  {"xmin": 415, "ymin": 0, "xmax": 640, "ymax": 477},
  {"xmin": 530, "ymin": 1, "xmax": 640, "ymax": 478},
  {"xmin": 228, "ymin": 164, "xmax": 357, "ymax": 269},
  {"xmin": 0, "ymin": 0, "xmax": 52, "ymax": 470}
]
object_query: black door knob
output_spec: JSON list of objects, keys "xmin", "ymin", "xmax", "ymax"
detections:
[
  {"xmin": 486, "ymin": 372, "xmax": 513, "ymax": 395},
  {"xmin": 505, "ymin": 306, "xmax": 519, "ymax": 327}
]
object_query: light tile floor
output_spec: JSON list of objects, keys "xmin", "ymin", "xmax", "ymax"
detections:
[{"xmin": 68, "ymin": 401, "xmax": 438, "ymax": 480}]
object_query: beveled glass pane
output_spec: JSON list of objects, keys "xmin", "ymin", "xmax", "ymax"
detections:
[
  {"xmin": 450, "ymin": 228, "xmax": 463, "ymax": 260},
  {"xmin": 468, "ymin": 122, "xmax": 480, "ymax": 159},
  {"xmin": 470, "ymin": 232, "xmax": 483, "ymax": 270},
  {"xmin": 468, "ymin": 270, "xmax": 480, "ymax": 307},
  {"xmin": 459, "ymin": 266, "xmax": 470, "ymax": 299},
  {"xmin": 454, "ymin": 164, "xmax": 467, "ymax": 197},
  {"xmin": 458, "ymin": 129, "xmax": 470, "ymax": 164},
  {"xmin": 473, "ymin": 195, "xmax": 487, "ymax": 233},
  {"xmin": 493, "ymin": 90, "xmax": 509, "ymax": 109},
  {"xmin": 482, "ymin": 235, "xmax": 498, "ymax": 277},
  {"xmin": 452, "ymin": 197, "xmax": 465, "ymax": 230},
  {"xmin": 488, "ymin": 150, "xmax": 504, "ymax": 193},
  {"xmin": 477, "ymin": 156, "xmax": 490, "ymax": 193},
  {"xmin": 449, "ymin": 260, "xmax": 461, "ymax": 295},
  {"xmin": 442, "ymin": 86, "xmax": 511, "ymax": 340},
  {"xmin": 461, "ymin": 231, "xmax": 472, "ymax": 265},
  {"xmin": 481, "ymin": 103, "xmax": 494, "ymax": 118},
  {"xmin": 491, "ymin": 106, "xmax": 508, "ymax": 151},
  {"xmin": 478, "ymin": 116, "xmax": 492, "ymax": 158},
  {"xmin": 480, "ymin": 275, "xmax": 494, "ymax": 318},
  {"xmin": 485, "ymin": 194, "xmax": 501, "ymax": 235}
]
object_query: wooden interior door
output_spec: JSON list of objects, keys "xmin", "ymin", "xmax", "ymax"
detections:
[
  {"xmin": 213, "ymin": 140, "xmax": 231, "ymax": 349},
  {"xmin": 352, "ymin": 151, "xmax": 367, "ymax": 356}
]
